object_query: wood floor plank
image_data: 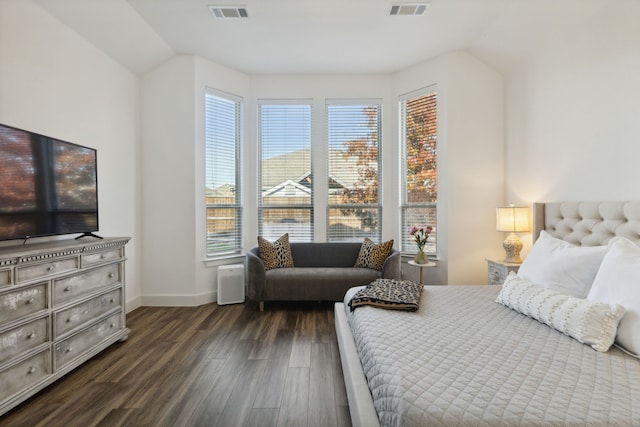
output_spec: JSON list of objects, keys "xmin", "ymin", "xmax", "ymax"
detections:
[
  {"xmin": 216, "ymin": 358, "xmax": 268, "ymax": 427},
  {"xmin": 187, "ymin": 339, "xmax": 254, "ymax": 425},
  {"xmin": 247, "ymin": 408, "xmax": 279, "ymax": 427},
  {"xmin": 308, "ymin": 342, "xmax": 338, "ymax": 427},
  {"xmin": 154, "ymin": 356, "xmax": 226, "ymax": 427},
  {"xmin": 0, "ymin": 302, "xmax": 354, "ymax": 427},
  {"xmin": 277, "ymin": 367, "xmax": 310, "ymax": 427},
  {"xmin": 336, "ymin": 405, "xmax": 353, "ymax": 427},
  {"xmin": 288, "ymin": 334, "xmax": 312, "ymax": 368},
  {"xmin": 252, "ymin": 329, "xmax": 293, "ymax": 409},
  {"xmin": 330, "ymin": 338, "xmax": 349, "ymax": 407}
]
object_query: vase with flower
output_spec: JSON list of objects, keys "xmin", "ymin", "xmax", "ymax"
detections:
[{"xmin": 409, "ymin": 225, "xmax": 433, "ymax": 264}]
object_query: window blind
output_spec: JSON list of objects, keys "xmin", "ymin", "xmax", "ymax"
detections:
[
  {"xmin": 327, "ymin": 100, "xmax": 382, "ymax": 242},
  {"xmin": 400, "ymin": 87, "xmax": 438, "ymax": 254},
  {"xmin": 258, "ymin": 101, "xmax": 313, "ymax": 242},
  {"xmin": 205, "ymin": 88, "xmax": 242, "ymax": 256}
]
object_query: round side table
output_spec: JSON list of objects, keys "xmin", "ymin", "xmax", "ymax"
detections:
[{"xmin": 407, "ymin": 260, "xmax": 436, "ymax": 285}]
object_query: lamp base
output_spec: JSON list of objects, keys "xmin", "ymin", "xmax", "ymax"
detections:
[{"xmin": 503, "ymin": 232, "xmax": 523, "ymax": 263}]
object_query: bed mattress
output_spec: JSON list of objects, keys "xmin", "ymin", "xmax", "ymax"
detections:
[{"xmin": 343, "ymin": 285, "xmax": 640, "ymax": 427}]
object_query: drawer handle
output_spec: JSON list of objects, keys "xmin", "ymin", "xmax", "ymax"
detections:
[
  {"xmin": 101, "ymin": 254, "xmax": 106, "ymax": 259},
  {"xmin": 28, "ymin": 367, "xmax": 37, "ymax": 374},
  {"xmin": 110, "ymin": 298, "xmax": 116, "ymax": 303},
  {"xmin": 26, "ymin": 333, "xmax": 35, "ymax": 339},
  {"xmin": 108, "ymin": 273, "xmax": 114, "ymax": 278},
  {"xmin": 66, "ymin": 318, "xmax": 72, "ymax": 323},
  {"xmin": 64, "ymin": 286, "xmax": 72, "ymax": 292},
  {"xmin": 66, "ymin": 347, "xmax": 73, "ymax": 353},
  {"xmin": 47, "ymin": 266, "xmax": 53, "ymax": 271},
  {"xmin": 110, "ymin": 323, "xmax": 115, "ymax": 328},
  {"xmin": 26, "ymin": 298, "xmax": 35, "ymax": 304}
]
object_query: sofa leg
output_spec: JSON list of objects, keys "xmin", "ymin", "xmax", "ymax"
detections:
[{"xmin": 259, "ymin": 301, "xmax": 264, "ymax": 311}]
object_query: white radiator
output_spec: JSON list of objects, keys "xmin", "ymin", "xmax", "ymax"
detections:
[{"xmin": 217, "ymin": 264, "xmax": 245, "ymax": 305}]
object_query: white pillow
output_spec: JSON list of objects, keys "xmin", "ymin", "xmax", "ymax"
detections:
[
  {"xmin": 587, "ymin": 237, "xmax": 640, "ymax": 357},
  {"xmin": 497, "ymin": 272, "xmax": 624, "ymax": 352},
  {"xmin": 517, "ymin": 231, "xmax": 608, "ymax": 298}
]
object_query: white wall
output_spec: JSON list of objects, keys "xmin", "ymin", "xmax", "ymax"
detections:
[
  {"xmin": 0, "ymin": 0, "xmax": 141, "ymax": 310},
  {"xmin": 505, "ymin": 2, "xmax": 640, "ymax": 227},
  {"xmin": 194, "ymin": 57, "xmax": 251, "ymax": 298},
  {"xmin": 139, "ymin": 55, "xmax": 251, "ymax": 305},
  {"xmin": 394, "ymin": 51, "xmax": 505, "ymax": 285}
]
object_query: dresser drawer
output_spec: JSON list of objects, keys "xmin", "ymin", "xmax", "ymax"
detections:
[
  {"xmin": 486, "ymin": 259, "xmax": 520, "ymax": 285},
  {"xmin": 0, "ymin": 268, "xmax": 11, "ymax": 287},
  {"xmin": 53, "ymin": 289, "xmax": 122, "ymax": 338},
  {"xmin": 0, "ymin": 349, "xmax": 51, "ymax": 403},
  {"xmin": 81, "ymin": 249, "xmax": 123, "ymax": 268},
  {"xmin": 53, "ymin": 263, "xmax": 121, "ymax": 306},
  {"xmin": 0, "ymin": 284, "xmax": 48, "ymax": 325},
  {"xmin": 0, "ymin": 317, "xmax": 49, "ymax": 365},
  {"xmin": 15, "ymin": 257, "xmax": 79, "ymax": 284},
  {"xmin": 54, "ymin": 312, "xmax": 122, "ymax": 370}
]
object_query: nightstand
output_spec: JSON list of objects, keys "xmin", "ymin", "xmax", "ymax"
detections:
[
  {"xmin": 407, "ymin": 260, "xmax": 436, "ymax": 286},
  {"xmin": 486, "ymin": 259, "xmax": 521, "ymax": 285}
]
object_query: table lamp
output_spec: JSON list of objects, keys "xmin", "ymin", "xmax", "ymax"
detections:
[{"xmin": 496, "ymin": 205, "xmax": 530, "ymax": 263}]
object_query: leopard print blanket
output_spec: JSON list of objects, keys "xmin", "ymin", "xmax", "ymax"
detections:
[{"xmin": 348, "ymin": 278, "xmax": 423, "ymax": 312}]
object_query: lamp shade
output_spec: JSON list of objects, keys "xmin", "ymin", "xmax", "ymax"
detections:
[{"xmin": 496, "ymin": 206, "xmax": 530, "ymax": 232}]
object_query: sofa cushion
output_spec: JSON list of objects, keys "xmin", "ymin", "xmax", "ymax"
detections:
[
  {"xmin": 354, "ymin": 238, "xmax": 394, "ymax": 271},
  {"xmin": 258, "ymin": 234, "xmax": 294, "ymax": 270},
  {"xmin": 265, "ymin": 267, "xmax": 381, "ymax": 301}
]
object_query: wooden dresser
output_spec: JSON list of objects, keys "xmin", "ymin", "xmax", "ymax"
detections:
[{"xmin": 0, "ymin": 237, "xmax": 130, "ymax": 416}]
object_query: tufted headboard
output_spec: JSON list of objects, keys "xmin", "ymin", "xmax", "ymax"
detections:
[{"xmin": 532, "ymin": 201, "xmax": 640, "ymax": 247}]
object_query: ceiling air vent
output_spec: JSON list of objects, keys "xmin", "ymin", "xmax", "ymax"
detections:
[
  {"xmin": 208, "ymin": 6, "xmax": 249, "ymax": 19},
  {"xmin": 389, "ymin": 3, "xmax": 429, "ymax": 16}
]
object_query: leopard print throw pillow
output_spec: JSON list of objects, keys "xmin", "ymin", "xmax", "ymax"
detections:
[
  {"xmin": 258, "ymin": 234, "xmax": 295, "ymax": 270},
  {"xmin": 354, "ymin": 238, "xmax": 393, "ymax": 271}
]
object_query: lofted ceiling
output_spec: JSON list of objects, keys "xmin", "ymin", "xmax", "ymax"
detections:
[{"xmin": 34, "ymin": 0, "xmax": 613, "ymax": 76}]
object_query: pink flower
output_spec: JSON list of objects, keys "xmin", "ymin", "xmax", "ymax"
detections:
[{"xmin": 410, "ymin": 225, "xmax": 433, "ymax": 252}]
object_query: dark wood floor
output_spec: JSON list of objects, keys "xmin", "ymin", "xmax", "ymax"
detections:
[{"xmin": 1, "ymin": 301, "xmax": 352, "ymax": 427}]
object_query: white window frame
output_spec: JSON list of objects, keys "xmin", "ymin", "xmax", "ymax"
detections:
[
  {"xmin": 400, "ymin": 86, "xmax": 438, "ymax": 255},
  {"xmin": 257, "ymin": 99, "xmax": 314, "ymax": 242},
  {"xmin": 204, "ymin": 88, "xmax": 243, "ymax": 257},
  {"xmin": 326, "ymin": 99, "xmax": 383, "ymax": 242}
]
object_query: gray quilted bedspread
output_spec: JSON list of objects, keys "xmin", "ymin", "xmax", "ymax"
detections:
[{"xmin": 344, "ymin": 285, "xmax": 640, "ymax": 427}]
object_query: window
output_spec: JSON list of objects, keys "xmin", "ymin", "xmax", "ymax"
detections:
[
  {"xmin": 258, "ymin": 101, "xmax": 313, "ymax": 242},
  {"xmin": 400, "ymin": 87, "xmax": 437, "ymax": 254},
  {"xmin": 327, "ymin": 100, "xmax": 382, "ymax": 242},
  {"xmin": 205, "ymin": 88, "xmax": 242, "ymax": 256}
]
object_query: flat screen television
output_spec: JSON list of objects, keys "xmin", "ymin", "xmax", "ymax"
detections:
[{"xmin": 0, "ymin": 123, "xmax": 99, "ymax": 242}]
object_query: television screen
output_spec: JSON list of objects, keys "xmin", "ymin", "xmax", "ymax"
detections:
[{"xmin": 0, "ymin": 123, "xmax": 98, "ymax": 241}]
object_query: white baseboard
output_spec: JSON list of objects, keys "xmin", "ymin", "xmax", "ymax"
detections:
[
  {"xmin": 139, "ymin": 291, "xmax": 217, "ymax": 307},
  {"xmin": 125, "ymin": 296, "xmax": 143, "ymax": 313}
]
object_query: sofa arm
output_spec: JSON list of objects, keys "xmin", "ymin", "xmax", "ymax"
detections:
[
  {"xmin": 245, "ymin": 249, "xmax": 266, "ymax": 303},
  {"xmin": 382, "ymin": 249, "xmax": 401, "ymax": 280}
]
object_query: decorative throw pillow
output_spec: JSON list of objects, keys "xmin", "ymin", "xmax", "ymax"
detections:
[
  {"xmin": 587, "ymin": 237, "xmax": 640, "ymax": 357},
  {"xmin": 349, "ymin": 278, "xmax": 423, "ymax": 312},
  {"xmin": 354, "ymin": 238, "xmax": 393, "ymax": 271},
  {"xmin": 517, "ymin": 230, "xmax": 608, "ymax": 298},
  {"xmin": 257, "ymin": 234, "xmax": 294, "ymax": 271},
  {"xmin": 496, "ymin": 272, "xmax": 624, "ymax": 352}
]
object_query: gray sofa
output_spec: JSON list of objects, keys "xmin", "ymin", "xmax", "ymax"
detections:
[{"xmin": 246, "ymin": 242, "xmax": 401, "ymax": 310}]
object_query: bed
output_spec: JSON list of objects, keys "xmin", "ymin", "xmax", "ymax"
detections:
[{"xmin": 335, "ymin": 201, "xmax": 640, "ymax": 427}]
